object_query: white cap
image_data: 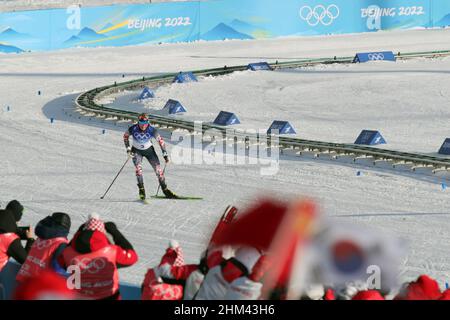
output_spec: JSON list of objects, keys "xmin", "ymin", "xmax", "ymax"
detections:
[
  {"xmin": 89, "ymin": 213, "xmax": 100, "ymax": 220},
  {"xmin": 304, "ymin": 284, "xmax": 325, "ymax": 300},
  {"xmin": 169, "ymin": 239, "xmax": 179, "ymax": 249},
  {"xmin": 234, "ymin": 246, "xmax": 261, "ymax": 272}
]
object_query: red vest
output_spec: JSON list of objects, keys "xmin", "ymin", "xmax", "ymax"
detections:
[
  {"xmin": 141, "ymin": 268, "xmax": 183, "ymax": 300},
  {"xmin": 62, "ymin": 245, "xmax": 119, "ymax": 299},
  {"xmin": 16, "ymin": 237, "xmax": 68, "ymax": 282},
  {"xmin": 0, "ymin": 233, "xmax": 19, "ymax": 272}
]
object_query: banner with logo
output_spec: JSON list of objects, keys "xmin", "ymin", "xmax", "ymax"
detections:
[{"xmin": 1, "ymin": 0, "xmax": 450, "ymax": 53}]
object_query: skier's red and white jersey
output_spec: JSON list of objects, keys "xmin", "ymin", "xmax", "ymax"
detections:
[{"xmin": 16, "ymin": 237, "xmax": 68, "ymax": 282}]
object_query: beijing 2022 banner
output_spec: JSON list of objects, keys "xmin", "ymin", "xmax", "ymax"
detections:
[{"xmin": 1, "ymin": 0, "xmax": 450, "ymax": 53}]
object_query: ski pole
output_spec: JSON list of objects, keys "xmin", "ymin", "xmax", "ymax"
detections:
[
  {"xmin": 100, "ymin": 156, "xmax": 131, "ymax": 199},
  {"xmin": 155, "ymin": 163, "xmax": 167, "ymax": 197}
]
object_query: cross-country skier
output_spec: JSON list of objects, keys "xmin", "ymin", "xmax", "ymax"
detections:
[{"xmin": 123, "ymin": 113, "xmax": 177, "ymax": 200}]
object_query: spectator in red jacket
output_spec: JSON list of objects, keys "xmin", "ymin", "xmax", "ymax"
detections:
[
  {"xmin": 149, "ymin": 242, "xmax": 229, "ymax": 300},
  {"xmin": 16, "ymin": 212, "xmax": 71, "ymax": 282},
  {"xmin": 59, "ymin": 213, "xmax": 138, "ymax": 300},
  {"xmin": 0, "ymin": 209, "xmax": 35, "ymax": 272},
  {"xmin": 141, "ymin": 240, "xmax": 189, "ymax": 300}
]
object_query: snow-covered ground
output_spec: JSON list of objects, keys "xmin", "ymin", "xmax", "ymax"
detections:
[
  {"xmin": 109, "ymin": 56, "xmax": 450, "ymax": 155},
  {"xmin": 1, "ymin": 29, "xmax": 450, "ymax": 287}
]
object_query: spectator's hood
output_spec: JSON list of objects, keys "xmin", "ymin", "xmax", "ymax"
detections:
[
  {"xmin": 0, "ymin": 209, "xmax": 18, "ymax": 233},
  {"xmin": 35, "ymin": 216, "xmax": 69, "ymax": 240}
]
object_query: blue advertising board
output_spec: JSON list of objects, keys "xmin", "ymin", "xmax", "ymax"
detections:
[
  {"xmin": 164, "ymin": 99, "xmax": 187, "ymax": 114},
  {"xmin": 213, "ymin": 111, "xmax": 240, "ymax": 126},
  {"xmin": 139, "ymin": 87, "xmax": 155, "ymax": 100},
  {"xmin": 438, "ymin": 138, "xmax": 450, "ymax": 155},
  {"xmin": 267, "ymin": 121, "xmax": 296, "ymax": 134},
  {"xmin": 354, "ymin": 130, "xmax": 386, "ymax": 145},
  {"xmin": 354, "ymin": 51, "xmax": 396, "ymax": 63},
  {"xmin": 248, "ymin": 62, "xmax": 273, "ymax": 71},
  {"xmin": 173, "ymin": 72, "xmax": 198, "ymax": 83},
  {"xmin": 1, "ymin": 1, "xmax": 450, "ymax": 53}
]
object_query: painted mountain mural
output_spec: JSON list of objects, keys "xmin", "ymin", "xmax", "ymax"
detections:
[
  {"xmin": 201, "ymin": 23, "xmax": 253, "ymax": 41},
  {"xmin": 0, "ymin": 28, "xmax": 31, "ymax": 42},
  {"xmin": 436, "ymin": 14, "xmax": 450, "ymax": 27},
  {"xmin": 77, "ymin": 27, "xmax": 107, "ymax": 40},
  {"xmin": 64, "ymin": 35, "xmax": 83, "ymax": 46},
  {"xmin": 100, "ymin": 23, "xmax": 114, "ymax": 31},
  {"xmin": 64, "ymin": 27, "xmax": 107, "ymax": 46},
  {"xmin": 230, "ymin": 19, "xmax": 270, "ymax": 38},
  {"xmin": 0, "ymin": 43, "xmax": 24, "ymax": 53},
  {"xmin": 229, "ymin": 20, "xmax": 263, "ymax": 34}
]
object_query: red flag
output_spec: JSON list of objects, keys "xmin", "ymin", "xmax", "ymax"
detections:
[
  {"xmin": 211, "ymin": 198, "xmax": 318, "ymax": 299},
  {"xmin": 208, "ymin": 205, "xmax": 239, "ymax": 247},
  {"xmin": 211, "ymin": 199, "xmax": 290, "ymax": 250},
  {"xmin": 261, "ymin": 200, "xmax": 317, "ymax": 299}
]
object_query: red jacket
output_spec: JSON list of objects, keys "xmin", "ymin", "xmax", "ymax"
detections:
[{"xmin": 59, "ymin": 228, "xmax": 137, "ymax": 299}]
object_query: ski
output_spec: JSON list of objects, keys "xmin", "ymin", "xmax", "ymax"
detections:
[{"xmin": 151, "ymin": 195, "xmax": 203, "ymax": 200}]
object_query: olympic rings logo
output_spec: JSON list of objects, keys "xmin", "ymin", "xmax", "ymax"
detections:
[
  {"xmin": 35, "ymin": 239, "xmax": 54, "ymax": 250},
  {"xmin": 72, "ymin": 257, "xmax": 107, "ymax": 274},
  {"xmin": 134, "ymin": 132, "xmax": 151, "ymax": 141},
  {"xmin": 299, "ymin": 4, "xmax": 340, "ymax": 26},
  {"xmin": 368, "ymin": 53, "xmax": 385, "ymax": 60}
]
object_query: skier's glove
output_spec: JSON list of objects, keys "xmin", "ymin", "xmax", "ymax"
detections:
[
  {"xmin": 105, "ymin": 222, "xmax": 118, "ymax": 233},
  {"xmin": 163, "ymin": 151, "xmax": 169, "ymax": 163},
  {"xmin": 126, "ymin": 147, "xmax": 133, "ymax": 157},
  {"xmin": 105, "ymin": 222, "xmax": 134, "ymax": 250}
]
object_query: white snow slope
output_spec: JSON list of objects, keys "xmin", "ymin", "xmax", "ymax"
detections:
[{"xmin": 1, "ymin": 29, "xmax": 450, "ymax": 287}]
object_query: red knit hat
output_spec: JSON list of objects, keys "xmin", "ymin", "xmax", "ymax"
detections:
[
  {"xmin": 14, "ymin": 270, "xmax": 77, "ymax": 300},
  {"xmin": 160, "ymin": 240, "xmax": 184, "ymax": 267},
  {"xmin": 352, "ymin": 290, "xmax": 385, "ymax": 300}
]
